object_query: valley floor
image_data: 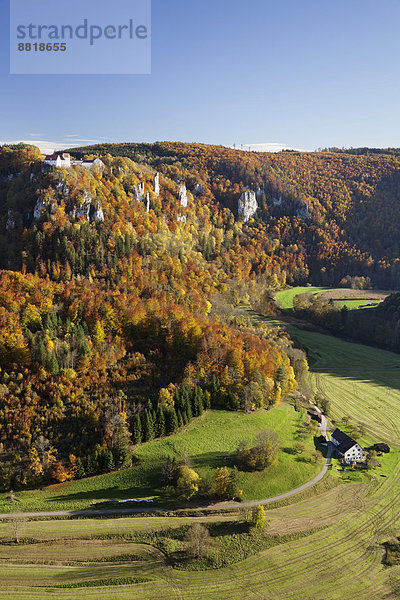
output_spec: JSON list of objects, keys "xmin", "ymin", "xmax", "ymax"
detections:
[
  {"xmin": 0, "ymin": 404, "xmax": 320, "ymax": 514},
  {"xmin": 2, "ymin": 313, "xmax": 400, "ymax": 598}
]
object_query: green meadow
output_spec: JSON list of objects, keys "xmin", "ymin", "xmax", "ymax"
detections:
[
  {"xmin": 274, "ymin": 286, "xmax": 332, "ymax": 309},
  {"xmin": 0, "ymin": 404, "xmax": 319, "ymax": 513},
  {"xmin": 2, "ymin": 313, "xmax": 400, "ymax": 599}
]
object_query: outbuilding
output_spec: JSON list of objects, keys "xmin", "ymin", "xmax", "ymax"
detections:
[{"xmin": 374, "ymin": 443, "xmax": 390, "ymax": 454}]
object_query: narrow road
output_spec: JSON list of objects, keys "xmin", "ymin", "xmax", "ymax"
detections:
[
  {"xmin": 319, "ymin": 415, "xmax": 328, "ymax": 439},
  {"xmin": 0, "ymin": 444, "xmax": 333, "ymax": 519},
  {"xmin": 206, "ymin": 442, "xmax": 333, "ymax": 510}
]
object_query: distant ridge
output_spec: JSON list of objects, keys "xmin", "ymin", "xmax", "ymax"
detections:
[{"xmin": 231, "ymin": 142, "xmax": 305, "ymax": 153}]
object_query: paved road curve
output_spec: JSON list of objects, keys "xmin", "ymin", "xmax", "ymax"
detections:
[
  {"xmin": 319, "ymin": 415, "xmax": 328, "ymax": 439},
  {"xmin": 207, "ymin": 442, "xmax": 333, "ymax": 510},
  {"xmin": 0, "ymin": 444, "xmax": 333, "ymax": 519}
]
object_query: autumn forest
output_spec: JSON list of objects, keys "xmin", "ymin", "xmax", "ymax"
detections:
[{"xmin": 1, "ymin": 141, "xmax": 400, "ymax": 489}]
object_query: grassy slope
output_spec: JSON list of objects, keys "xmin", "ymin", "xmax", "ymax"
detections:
[
  {"xmin": 291, "ymin": 325, "xmax": 400, "ymax": 447},
  {"xmin": 2, "ymin": 316, "xmax": 400, "ymax": 598},
  {"xmin": 0, "ymin": 405, "xmax": 319, "ymax": 513}
]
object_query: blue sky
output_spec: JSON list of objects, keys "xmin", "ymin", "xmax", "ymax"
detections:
[{"xmin": 1, "ymin": 0, "xmax": 400, "ymax": 151}]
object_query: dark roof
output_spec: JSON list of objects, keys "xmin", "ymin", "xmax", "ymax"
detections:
[
  {"xmin": 374, "ymin": 443, "xmax": 390, "ymax": 453},
  {"xmin": 308, "ymin": 410, "xmax": 322, "ymax": 421},
  {"xmin": 331, "ymin": 428, "xmax": 358, "ymax": 454},
  {"xmin": 45, "ymin": 153, "xmax": 70, "ymax": 161}
]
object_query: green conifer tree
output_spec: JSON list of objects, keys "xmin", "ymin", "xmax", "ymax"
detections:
[
  {"xmin": 177, "ymin": 410, "xmax": 183, "ymax": 428},
  {"xmin": 144, "ymin": 409, "xmax": 155, "ymax": 441},
  {"xmin": 76, "ymin": 457, "xmax": 86, "ymax": 479},
  {"xmin": 133, "ymin": 414, "xmax": 142, "ymax": 445},
  {"xmin": 166, "ymin": 408, "xmax": 179, "ymax": 434},
  {"xmin": 48, "ymin": 353, "xmax": 59, "ymax": 375},
  {"xmin": 113, "ymin": 424, "xmax": 132, "ymax": 468},
  {"xmin": 104, "ymin": 449, "xmax": 115, "ymax": 472},
  {"xmin": 156, "ymin": 405, "xmax": 166, "ymax": 438},
  {"xmin": 86, "ymin": 455, "xmax": 95, "ymax": 476}
]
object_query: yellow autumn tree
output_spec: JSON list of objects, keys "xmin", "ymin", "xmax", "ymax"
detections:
[
  {"xmin": 159, "ymin": 384, "xmax": 175, "ymax": 408},
  {"xmin": 211, "ymin": 466, "xmax": 231, "ymax": 499},
  {"xmin": 92, "ymin": 320, "xmax": 105, "ymax": 345},
  {"xmin": 176, "ymin": 466, "xmax": 200, "ymax": 500},
  {"xmin": 28, "ymin": 447, "xmax": 43, "ymax": 477}
]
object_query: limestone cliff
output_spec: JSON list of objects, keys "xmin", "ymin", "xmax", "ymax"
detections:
[
  {"xmin": 179, "ymin": 182, "xmax": 188, "ymax": 207},
  {"xmin": 153, "ymin": 173, "xmax": 160, "ymax": 197},
  {"xmin": 238, "ymin": 191, "xmax": 258, "ymax": 223}
]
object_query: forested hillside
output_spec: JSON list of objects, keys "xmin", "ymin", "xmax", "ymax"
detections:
[
  {"xmin": 2, "ymin": 140, "xmax": 400, "ymax": 490},
  {"xmin": 0, "ymin": 144, "xmax": 298, "ymax": 489},
  {"xmin": 68, "ymin": 141, "xmax": 400, "ymax": 288}
]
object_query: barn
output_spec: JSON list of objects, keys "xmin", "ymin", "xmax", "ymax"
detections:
[{"xmin": 374, "ymin": 443, "xmax": 390, "ymax": 453}]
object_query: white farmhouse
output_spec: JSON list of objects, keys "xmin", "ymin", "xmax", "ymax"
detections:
[
  {"xmin": 331, "ymin": 429, "xmax": 365, "ymax": 463},
  {"xmin": 44, "ymin": 153, "xmax": 71, "ymax": 169}
]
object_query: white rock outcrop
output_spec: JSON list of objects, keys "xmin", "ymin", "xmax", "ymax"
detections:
[
  {"xmin": 6, "ymin": 209, "xmax": 16, "ymax": 231},
  {"xmin": 177, "ymin": 214, "xmax": 187, "ymax": 224},
  {"xmin": 153, "ymin": 173, "xmax": 160, "ymax": 197},
  {"xmin": 179, "ymin": 182, "xmax": 188, "ymax": 207},
  {"xmin": 296, "ymin": 202, "xmax": 309, "ymax": 220},
  {"xmin": 55, "ymin": 181, "xmax": 70, "ymax": 197},
  {"xmin": 238, "ymin": 191, "xmax": 258, "ymax": 223},
  {"xmin": 72, "ymin": 190, "xmax": 92, "ymax": 221},
  {"xmin": 194, "ymin": 183, "xmax": 204, "ymax": 195},
  {"xmin": 270, "ymin": 193, "xmax": 309, "ymax": 220},
  {"xmin": 33, "ymin": 197, "xmax": 47, "ymax": 220},
  {"xmin": 133, "ymin": 182, "xmax": 145, "ymax": 202},
  {"xmin": 138, "ymin": 182, "xmax": 145, "ymax": 198},
  {"xmin": 92, "ymin": 202, "xmax": 104, "ymax": 223}
]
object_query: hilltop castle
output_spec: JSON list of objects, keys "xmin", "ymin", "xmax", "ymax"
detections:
[{"xmin": 44, "ymin": 153, "xmax": 104, "ymax": 171}]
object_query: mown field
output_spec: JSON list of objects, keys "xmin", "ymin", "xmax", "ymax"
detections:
[
  {"xmin": 292, "ymin": 326, "xmax": 400, "ymax": 447},
  {"xmin": 0, "ymin": 450, "xmax": 399, "ymax": 599},
  {"xmin": 0, "ymin": 404, "xmax": 319, "ymax": 513},
  {"xmin": 2, "ymin": 316, "xmax": 400, "ymax": 598}
]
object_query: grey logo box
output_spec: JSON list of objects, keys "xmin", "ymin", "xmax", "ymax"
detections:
[{"xmin": 10, "ymin": 0, "xmax": 151, "ymax": 75}]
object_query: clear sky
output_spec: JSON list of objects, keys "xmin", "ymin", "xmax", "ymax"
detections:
[{"xmin": 1, "ymin": 0, "xmax": 400, "ymax": 151}]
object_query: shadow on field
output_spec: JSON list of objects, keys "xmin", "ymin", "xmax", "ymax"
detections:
[
  {"xmin": 295, "ymin": 456, "xmax": 312, "ymax": 463},
  {"xmin": 49, "ymin": 484, "xmax": 156, "ymax": 506},
  {"xmin": 314, "ymin": 437, "xmax": 329, "ymax": 458},
  {"xmin": 284, "ymin": 323, "xmax": 400, "ymax": 394},
  {"xmin": 206, "ymin": 520, "xmax": 250, "ymax": 537},
  {"xmin": 191, "ymin": 451, "xmax": 234, "ymax": 469}
]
